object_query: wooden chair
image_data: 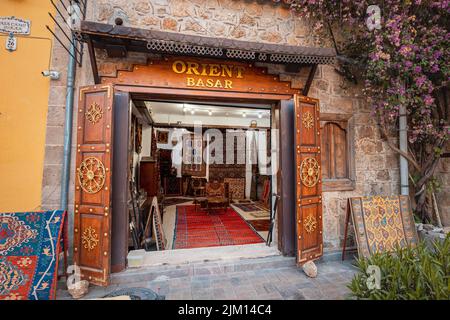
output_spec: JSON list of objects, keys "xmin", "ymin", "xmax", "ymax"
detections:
[
  {"xmin": 191, "ymin": 177, "xmax": 207, "ymax": 211},
  {"xmin": 205, "ymin": 180, "xmax": 230, "ymax": 214}
]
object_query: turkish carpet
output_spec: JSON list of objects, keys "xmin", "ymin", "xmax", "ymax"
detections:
[
  {"xmin": 232, "ymin": 203, "xmax": 263, "ymax": 212},
  {"xmin": 0, "ymin": 210, "xmax": 66, "ymax": 300},
  {"xmin": 247, "ymin": 219, "xmax": 271, "ymax": 232},
  {"xmin": 164, "ymin": 197, "xmax": 192, "ymax": 207},
  {"xmin": 173, "ymin": 205, "xmax": 263, "ymax": 249},
  {"xmin": 349, "ymin": 195, "xmax": 418, "ymax": 258},
  {"xmin": 224, "ymin": 178, "xmax": 245, "ymax": 200}
]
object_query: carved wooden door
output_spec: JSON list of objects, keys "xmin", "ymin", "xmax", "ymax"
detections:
[
  {"xmin": 74, "ymin": 84, "xmax": 114, "ymax": 286},
  {"xmin": 294, "ymin": 95, "xmax": 323, "ymax": 265}
]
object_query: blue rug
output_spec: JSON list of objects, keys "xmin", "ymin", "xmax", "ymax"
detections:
[{"xmin": 0, "ymin": 210, "xmax": 66, "ymax": 300}]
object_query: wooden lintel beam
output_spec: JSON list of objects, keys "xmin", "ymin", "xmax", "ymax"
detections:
[
  {"xmin": 302, "ymin": 64, "xmax": 318, "ymax": 96},
  {"xmin": 284, "ymin": 64, "xmax": 303, "ymax": 73},
  {"xmin": 87, "ymin": 37, "xmax": 101, "ymax": 84}
]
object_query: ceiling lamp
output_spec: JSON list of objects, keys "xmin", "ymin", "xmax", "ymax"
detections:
[
  {"xmin": 190, "ymin": 109, "xmax": 195, "ymax": 115},
  {"xmin": 258, "ymin": 112, "xmax": 262, "ymax": 119},
  {"xmin": 242, "ymin": 112, "xmax": 246, "ymax": 117},
  {"xmin": 208, "ymin": 110, "xmax": 212, "ymax": 116}
]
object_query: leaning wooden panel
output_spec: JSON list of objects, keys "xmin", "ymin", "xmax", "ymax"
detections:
[
  {"xmin": 74, "ymin": 84, "xmax": 114, "ymax": 286},
  {"xmin": 294, "ymin": 95, "xmax": 323, "ymax": 265},
  {"xmin": 348, "ymin": 195, "xmax": 418, "ymax": 258}
]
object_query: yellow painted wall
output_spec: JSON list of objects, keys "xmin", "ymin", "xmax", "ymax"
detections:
[{"xmin": 0, "ymin": 1, "xmax": 55, "ymax": 211}]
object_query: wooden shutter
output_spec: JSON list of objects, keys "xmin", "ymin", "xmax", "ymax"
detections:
[
  {"xmin": 321, "ymin": 122, "xmax": 348, "ymax": 179},
  {"xmin": 74, "ymin": 84, "xmax": 114, "ymax": 286},
  {"xmin": 294, "ymin": 95, "xmax": 323, "ymax": 265}
]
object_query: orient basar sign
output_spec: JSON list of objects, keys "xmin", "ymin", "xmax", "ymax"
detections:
[{"xmin": 172, "ymin": 60, "xmax": 245, "ymax": 89}]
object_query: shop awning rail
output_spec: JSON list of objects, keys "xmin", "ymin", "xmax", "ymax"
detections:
[{"xmin": 46, "ymin": 0, "xmax": 87, "ymax": 66}]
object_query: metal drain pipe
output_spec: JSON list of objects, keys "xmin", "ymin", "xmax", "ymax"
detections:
[
  {"xmin": 399, "ymin": 104, "xmax": 409, "ymax": 195},
  {"xmin": 60, "ymin": 40, "xmax": 77, "ymax": 210}
]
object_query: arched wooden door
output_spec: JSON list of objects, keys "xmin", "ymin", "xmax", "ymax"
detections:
[
  {"xmin": 73, "ymin": 84, "xmax": 114, "ymax": 285},
  {"xmin": 294, "ymin": 95, "xmax": 323, "ymax": 265}
]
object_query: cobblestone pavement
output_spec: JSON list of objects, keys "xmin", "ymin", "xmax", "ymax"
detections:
[{"xmin": 57, "ymin": 256, "xmax": 357, "ymax": 300}]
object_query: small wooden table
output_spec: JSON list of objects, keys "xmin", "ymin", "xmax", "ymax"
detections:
[{"xmin": 206, "ymin": 197, "xmax": 228, "ymax": 215}]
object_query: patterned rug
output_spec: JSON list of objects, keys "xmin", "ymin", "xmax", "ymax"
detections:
[
  {"xmin": 235, "ymin": 199, "xmax": 252, "ymax": 204},
  {"xmin": 173, "ymin": 205, "xmax": 264, "ymax": 249},
  {"xmin": 0, "ymin": 210, "xmax": 66, "ymax": 300},
  {"xmin": 232, "ymin": 203, "xmax": 264, "ymax": 212},
  {"xmin": 349, "ymin": 195, "xmax": 418, "ymax": 258},
  {"xmin": 224, "ymin": 178, "xmax": 245, "ymax": 200},
  {"xmin": 247, "ymin": 219, "xmax": 271, "ymax": 231},
  {"xmin": 163, "ymin": 198, "xmax": 192, "ymax": 207},
  {"xmin": 249, "ymin": 211, "xmax": 270, "ymax": 218}
]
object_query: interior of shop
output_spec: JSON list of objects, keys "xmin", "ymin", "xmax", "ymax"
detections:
[{"xmin": 127, "ymin": 99, "xmax": 276, "ymax": 253}]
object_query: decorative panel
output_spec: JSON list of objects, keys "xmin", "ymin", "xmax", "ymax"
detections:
[
  {"xmin": 74, "ymin": 84, "xmax": 114, "ymax": 286},
  {"xmin": 294, "ymin": 95, "xmax": 323, "ymax": 265}
]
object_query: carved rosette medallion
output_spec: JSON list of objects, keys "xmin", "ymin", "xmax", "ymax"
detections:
[
  {"xmin": 85, "ymin": 102, "xmax": 103, "ymax": 124},
  {"xmin": 77, "ymin": 157, "xmax": 106, "ymax": 194},
  {"xmin": 304, "ymin": 215, "xmax": 317, "ymax": 233},
  {"xmin": 81, "ymin": 226, "xmax": 99, "ymax": 251},
  {"xmin": 300, "ymin": 157, "xmax": 320, "ymax": 188},
  {"xmin": 302, "ymin": 111, "xmax": 314, "ymax": 130}
]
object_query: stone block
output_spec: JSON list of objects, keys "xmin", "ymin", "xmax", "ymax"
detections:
[
  {"xmin": 218, "ymin": 0, "xmax": 242, "ymax": 10},
  {"xmin": 312, "ymin": 79, "xmax": 330, "ymax": 93},
  {"xmin": 244, "ymin": 2, "xmax": 263, "ymax": 16},
  {"xmin": 276, "ymin": 6, "xmax": 292, "ymax": 19},
  {"xmin": 41, "ymin": 184, "xmax": 61, "ymax": 205},
  {"xmin": 182, "ymin": 19, "xmax": 207, "ymax": 34},
  {"xmin": 356, "ymin": 125, "xmax": 376, "ymax": 140},
  {"xmin": 330, "ymin": 97, "xmax": 354, "ymax": 113},
  {"xmin": 321, "ymin": 65, "xmax": 342, "ymax": 82},
  {"xmin": 162, "ymin": 17, "xmax": 178, "ymax": 31},
  {"xmin": 376, "ymin": 169, "xmax": 390, "ymax": 181},
  {"xmin": 356, "ymin": 139, "xmax": 383, "ymax": 154},
  {"xmin": 45, "ymin": 125, "xmax": 64, "ymax": 146},
  {"xmin": 260, "ymin": 30, "xmax": 283, "ymax": 43},
  {"xmin": 49, "ymin": 86, "xmax": 67, "ymax": 106},
  {"xmin": 208, "ymin": 22, "xmax": 228, "ymax": 37},
  {"xmin": 240, "ymin": 13, "xmax": 256, "ymax": 26},
  {"xmin": 230, "ymin": 26, "xmax": 246, "ymax": 39},
  {"xmin": 44, "ymin": 145, "xmax": 64, "ymax": 165},
  {"xmin": 368, "ymin": 155, "xmax": 385, "ymax": 170},
  {"xmin": 134, "ymin": 1, "xmax": 153, "ymax": 15},
  {"xmin": 354, "ymin": 112, "xmax": 371, "ymax": 124},
  {"xmin": 439, "ymin": 158, "xmax": 450, "ymax": 172},
  {"xmin": 46, "ymin": 105, "xmax": 66, "ymax": 127},
  {"xmin": 436, "ymin": 191, "xmax": 450, "ymax": 207},
  {"xmin": 96, "ymin": 3, "xmax": 113, "ymax": 22}
]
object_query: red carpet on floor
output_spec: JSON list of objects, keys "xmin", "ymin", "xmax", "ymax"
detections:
[{"xmin": 173, "ymin": 205, "xmax": 264, "ymax": 249}]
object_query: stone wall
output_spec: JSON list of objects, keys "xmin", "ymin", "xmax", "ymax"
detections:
[
  {"xmin": 42, "ymin": 0, "xmax": 401, "ymax": 254},
  {"xmin": 94, "ymin": 0, "xmax": 322, "ymax": 47}
]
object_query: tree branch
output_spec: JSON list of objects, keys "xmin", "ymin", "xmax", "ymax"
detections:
[{"xmin": 378, "ymin": 123, "xmax": 421, "ymax": 171}]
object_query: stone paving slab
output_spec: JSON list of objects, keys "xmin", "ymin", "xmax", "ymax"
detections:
[{"xmin": 57, "ymin": 258, "xmax": 357, "ymax": 300}]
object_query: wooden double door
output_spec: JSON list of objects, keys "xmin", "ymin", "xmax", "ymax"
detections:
[{"xmin": 73, "ymin": 85, "xmax": 322, "ymax": 285}]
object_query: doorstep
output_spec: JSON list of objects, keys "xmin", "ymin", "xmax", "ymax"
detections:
[
  {"xmin": 112, "ymin": 254, "xmax": 295, "ymax": 285},
  {"xmin": 126, "ymin": 243, "xmax": 280, "ymax": 268}
]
